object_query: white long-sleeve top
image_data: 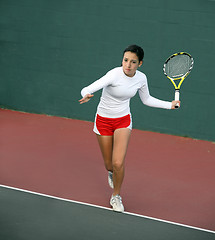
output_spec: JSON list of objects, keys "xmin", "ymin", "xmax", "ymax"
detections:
[{"xmin": 81, "ymin": 67, "xmax": 172, "ymax": 118}]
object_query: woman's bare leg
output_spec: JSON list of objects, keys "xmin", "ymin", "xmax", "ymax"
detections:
[
  {"xmin": 112, "ymin": 128, "xmax": 131, "ymax": 196},
  {"xmin": 96, "ymin": 135, "xmax": 113, "ymax": 172},
  {"xmin": 96, "ymin": 128, "xmax": 131, "ymax": 196}
]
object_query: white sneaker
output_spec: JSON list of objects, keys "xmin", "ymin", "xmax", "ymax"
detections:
[
  {"xmin": 108, "ymin": 171, "xmax": 114, "ymax": 189},
  {"xmin": 110, "ymin": 194, "xmax": 124, "ymax": 212}
]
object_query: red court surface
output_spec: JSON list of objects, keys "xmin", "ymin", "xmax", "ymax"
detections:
[{"xmin": 0, "ymin": 109, "xmax": 215, "ymax": 231}]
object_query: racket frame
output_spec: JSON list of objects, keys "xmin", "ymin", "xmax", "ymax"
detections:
[{"xmin": 163, "ymin": 52, "xmax": 194, "ymax": 107}]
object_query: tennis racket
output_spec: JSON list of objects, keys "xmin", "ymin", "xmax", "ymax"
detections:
[{"xmin": 163, "ymin": 52, "xmax": 194, "ymax": 108}]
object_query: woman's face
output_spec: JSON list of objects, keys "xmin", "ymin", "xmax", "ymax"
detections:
[{"xmin": 122, "ymin": 51, "xmax": 142, "ymax": 77}]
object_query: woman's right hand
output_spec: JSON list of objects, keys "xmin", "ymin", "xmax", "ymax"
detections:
[{"xmin": 79, "ymin": 94, "xmax": 94, "ymax": 104}]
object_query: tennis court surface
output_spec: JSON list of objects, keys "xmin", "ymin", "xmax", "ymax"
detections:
[{"xmin": 0, "ymin": 109, "xmax": 215, "ymax": 239}]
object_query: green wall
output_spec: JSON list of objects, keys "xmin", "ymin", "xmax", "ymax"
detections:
[{"xmin": 0, "ymin": 0, "xmax": 215, "ymax": 141}]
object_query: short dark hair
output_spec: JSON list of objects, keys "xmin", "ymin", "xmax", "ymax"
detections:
[{"xmin": 123, "ymin": 45, "xmax": 144, "ymax": 62}]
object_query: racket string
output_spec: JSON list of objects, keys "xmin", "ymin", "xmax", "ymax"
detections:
[{"xmin": 165, "ymin": 54, "xmax": 193, "ymax": 79}]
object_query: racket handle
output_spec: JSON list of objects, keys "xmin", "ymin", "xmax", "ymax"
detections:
[{"xmin": 174, "ymin": 90, "xmax": 180, "ymax": 108}]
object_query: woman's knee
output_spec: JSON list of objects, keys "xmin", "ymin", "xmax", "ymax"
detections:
[
  {"xmin": 104, "ymin": 160, "xmax": 113, "ymax": 171},
  {"xmin": 112, "ymin": 160, "xmax": 124, "ymax": 171}
]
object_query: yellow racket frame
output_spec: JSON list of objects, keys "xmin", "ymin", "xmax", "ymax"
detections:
[{"xmin": 163, "ymin": 52, "xmax": 194, "ymax": 103}]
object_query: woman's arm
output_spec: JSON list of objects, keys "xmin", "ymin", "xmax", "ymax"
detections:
[
  {"xmin": 138, "ymin": 81, "xmax": 180, "ymax": 109},
  {"xmin": 79, "ymin": 71, "xmax": 114, "ymax": 104}
]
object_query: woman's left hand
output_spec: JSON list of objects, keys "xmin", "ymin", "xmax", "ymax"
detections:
[{"xmin": 171, "ymin": 100, "xmax": 181, "ymax": 109}]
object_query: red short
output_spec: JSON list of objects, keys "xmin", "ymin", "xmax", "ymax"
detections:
[{"xmin": 94, "ymin": 114, "xmax": 132, "ymax": 136}]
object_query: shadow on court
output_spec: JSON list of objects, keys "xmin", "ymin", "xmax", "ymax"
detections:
[{"xmin": 0, "ymin": 186, "xmax": 214, "ymax": 240}]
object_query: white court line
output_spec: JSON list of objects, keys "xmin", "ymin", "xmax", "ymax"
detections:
[{"xmin": 0, "ymin": 184, "xmax": 214, "ymax": 234}]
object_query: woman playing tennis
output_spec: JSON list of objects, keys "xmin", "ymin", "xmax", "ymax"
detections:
[{"xmin": 79, "ymin": 45, "xmax": 180, "ymax": 212}]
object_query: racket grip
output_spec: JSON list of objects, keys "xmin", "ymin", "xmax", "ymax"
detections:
[{"xmin": 174, "ymin": 90, "xmax": 180, "ymax": 108}]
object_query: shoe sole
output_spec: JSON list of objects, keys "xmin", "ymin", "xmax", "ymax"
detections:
[{"xmin": 108, "ymin": 172, "xmax": 114, "ymax": 189}]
